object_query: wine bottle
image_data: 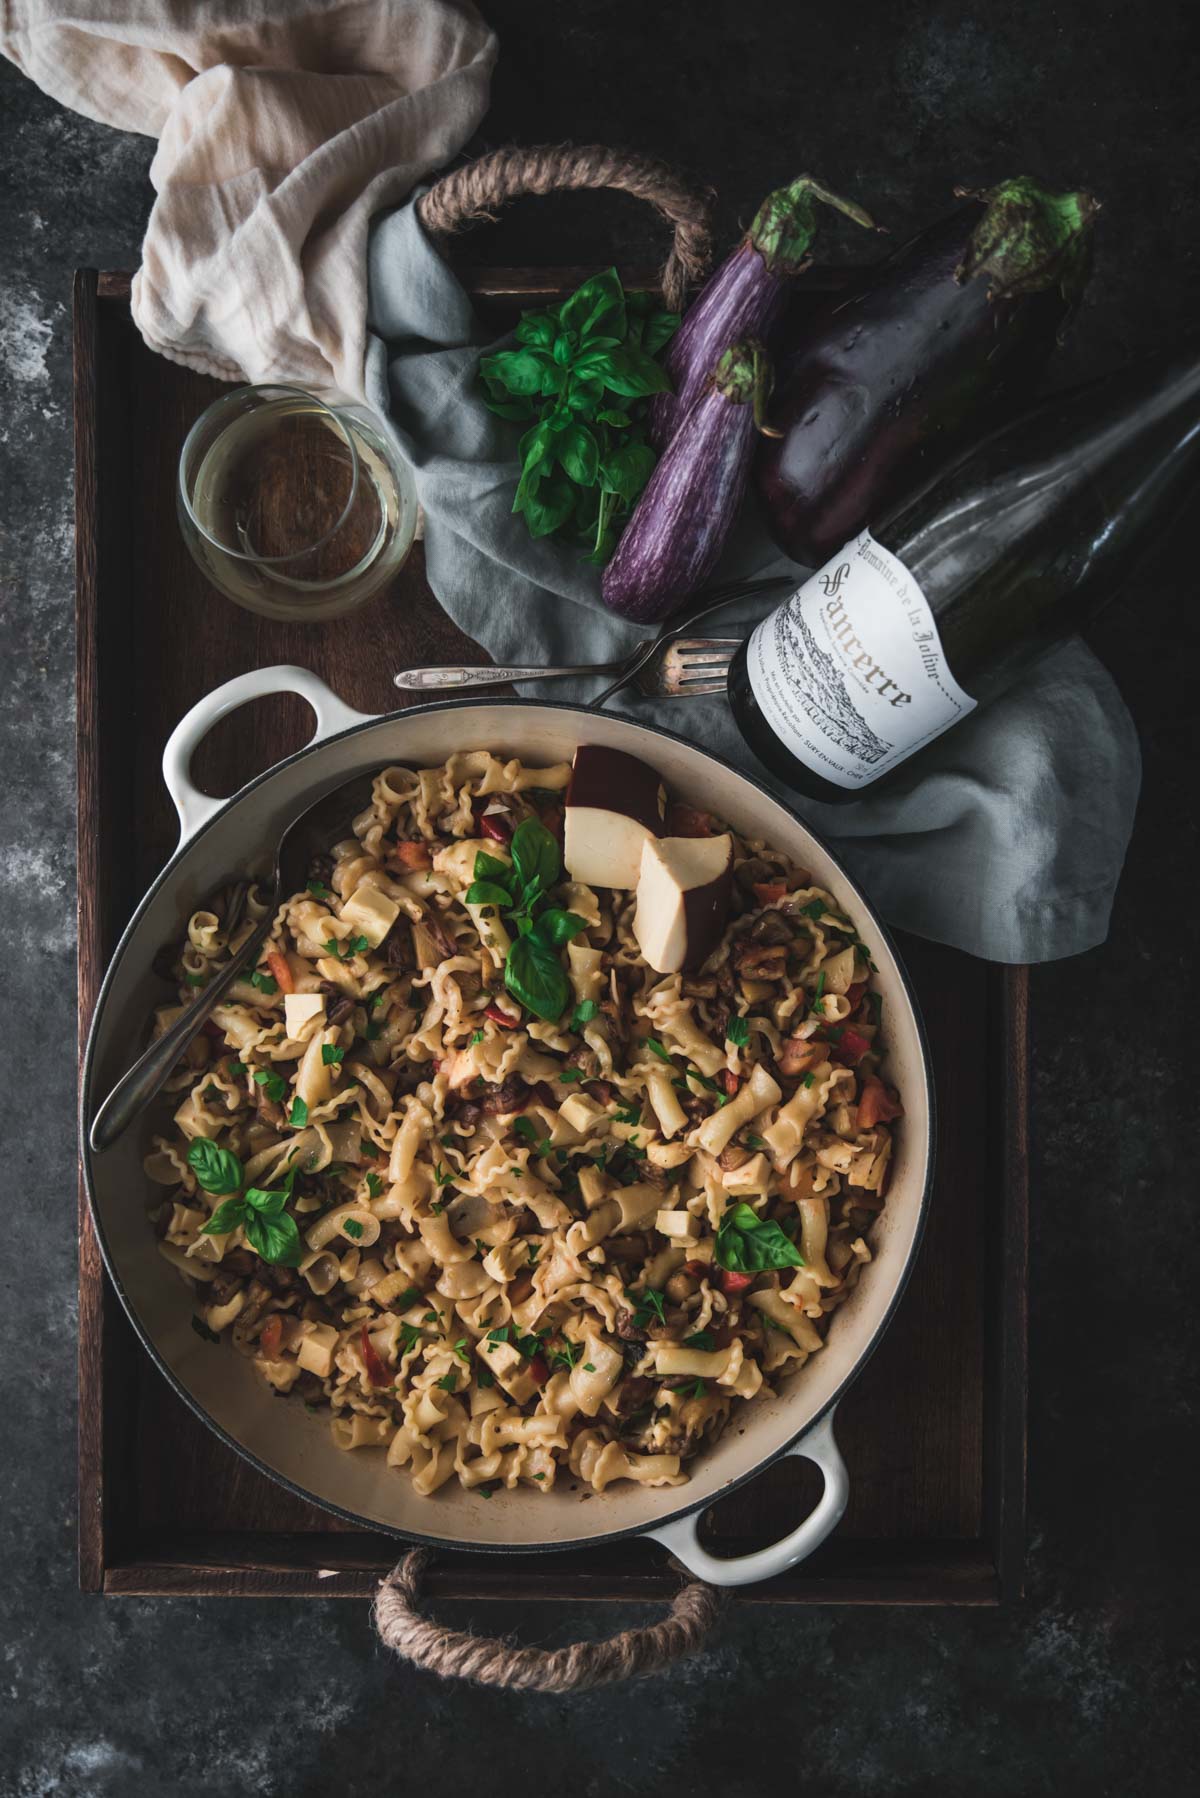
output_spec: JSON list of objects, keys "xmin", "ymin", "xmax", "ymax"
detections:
[{"xmin": 728, "ymin": 341, "xmax": 1200, "ymax": 803}]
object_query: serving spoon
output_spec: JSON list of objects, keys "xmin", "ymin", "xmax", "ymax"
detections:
[{"xmin": 88, "ymin": 772, "xmax": 377, "ymax": 1156}]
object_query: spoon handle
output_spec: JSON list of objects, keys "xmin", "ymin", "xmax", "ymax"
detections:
[{"xmin": 88, "ymin": 916, "xmax": 272, "ymax": 1154}]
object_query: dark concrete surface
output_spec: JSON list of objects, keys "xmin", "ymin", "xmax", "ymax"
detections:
[{"xmin": 1, "ymin": 3, "xmax": 1197, "ymax": 1793}]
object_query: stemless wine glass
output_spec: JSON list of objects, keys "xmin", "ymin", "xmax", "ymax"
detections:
[{"xmin": 177, "ymin": 384, "xmax": 419, "ymax": 622}]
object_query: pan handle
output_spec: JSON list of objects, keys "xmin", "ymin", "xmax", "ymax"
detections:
[
  {"xmin": 645, "ymin": 1408, "xmax": 848, "ymax": 1588},
  {"xmin": 162, "ymin": 666, "xmax": 375, "ymax": 845}
]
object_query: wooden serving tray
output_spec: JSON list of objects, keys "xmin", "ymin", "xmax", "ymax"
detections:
[{"xmin": 74, "ymin": 267, "xmax": 1028, "ymax": 1605}]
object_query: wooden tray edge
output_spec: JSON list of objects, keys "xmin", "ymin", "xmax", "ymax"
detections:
[{"xmin": 74, "ymin": 268, "xmax": 1030, "ymax": 1605}]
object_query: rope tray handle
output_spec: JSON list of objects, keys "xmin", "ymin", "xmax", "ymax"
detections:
[
  {"xmin": 375, "ymin": 1548, "xmax": 722, "ymax": 1691},
  {"xmin": 415, "ymin": 143, "xmax": 715, "ymax": 310}
]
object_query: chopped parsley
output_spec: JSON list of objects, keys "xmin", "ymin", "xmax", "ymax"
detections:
[
  {"xmin": 307, "ymin": 879, "xmax": 332, "ymax": 898},
  {"xmin": 570, "ymin": 998, "xmax": 599, "ymax": 1031},
  {"xmin": 683, "ymin": 1330, "xmax": 715, "ymax": 1351},
  {"xmin": 583, "ymin": 1362, "xmax": 596, "ymax": 1374},
  {"xmin": 342, "ymin": 1218, "xmax": 364, "ymax": 1240},
  {"xmin": 478, "ymin": 1482, "xmax": 496, "ymax": 1498},
  {"xmin": 249, "ymin": 969, "xmax": 278, "ymax": 995},
  {"xmin": 614, "ymin": 1102, "xmax": 642, "ymax": 1126},
  {"xmin": 558, "ymin": 1066, "xmax": 584, "ymax": 1083},
  {"xmin": 185, "ymin": 971, "xmax": 207, "ymax": 989},
  {"xmin": 744, "ymin": 1133, "xmax": 767, "ymax": 1151},
  {"xmin": 432, "ymin": 1163, "xmax": 454, "ymax": 1187},
  {"xmin": 228, "ymin": 1060, "xmax": 247, "ymax": 1078},
  {"xmin": 253, "ymin": 1068, "xmax": 287, "ymax": 1103},
  {"xmin": 644, "ymin": 1036, "xmax": 673, "ymax": 1063},
  {"xmin": 393, "ymin": 1286, "xmax": 421, "ymax": 1310},
  {"xmin": 287, "ymin": 1096, "xmax": 309, "ymax": 1128},
  {"xmin": 477, "ymin": 1365, "xmax": 495, "ymax": 1389},
  {"xmin": 321, "ymin": 1044, "xmax": 345, "ymax": 1067},
  {"xmin": 453, "ymin": 1338, "xmax": 471, "ymax": 1364},
  {"xmin": 471, "ymin": 1029, "xmax": 484, "ymax": 1044},
  {"xmin": 435, "ymin": 1371, "xmax": 458, "ymax": 1393},
  {"xmin": 689, "ymin": 1379, "xmax": 706, "ymax": 1399},
  {"xmin": 347, "ymin": 934, "xmax": 369, "ymax": 956},
  {"xmin": 726, "ymin": 1016, "xmax": 751, "ymax": 1046},
  {"xmin": 365, "ymin": 1172, "xmax": 384, "ymax": 1199},
  {"xmin": 624, "ymin": 1286, "xmax": 667, "ymax": 1331}
]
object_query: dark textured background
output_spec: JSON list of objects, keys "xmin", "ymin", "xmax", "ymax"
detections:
[{"xmin": 1, "ymin": 2, "xmax": 1197, "ymax": 1792}]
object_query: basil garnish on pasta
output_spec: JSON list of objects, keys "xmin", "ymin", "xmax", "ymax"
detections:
[
  {"xmin": 465, "ymin": 817, "xmax": 586, "ymax": 1020},
  {"xmin": 715, "ymin": 1202, "xmax": 805, "ymax": 1274},
  {"xmin": 196, "ymin": 1157, "xmax": 303, "ymax": 1266}
]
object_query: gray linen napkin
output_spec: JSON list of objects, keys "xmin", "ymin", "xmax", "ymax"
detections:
[{"xmin": 364, "ymin": 199, "xmax": 1140, "ymax": 963}]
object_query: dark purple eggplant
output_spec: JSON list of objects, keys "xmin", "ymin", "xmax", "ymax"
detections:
[
  {"xmin": 648, "ymin": 176, "xmax": 878, "ymax": 453},
  {"xmin": 755, "ymin": 176, "xmax": 1099, "ymax": 567},
  {"xmin": 603, "ymin": 340, "xmax": 770, "ymax": 623}
]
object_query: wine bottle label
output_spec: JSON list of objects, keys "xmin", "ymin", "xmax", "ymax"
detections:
[{"xmin": 746, "ymin": 530, "xmax": 976, "ymax": 790}]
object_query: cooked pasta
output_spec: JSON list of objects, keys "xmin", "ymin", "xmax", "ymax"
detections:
[{"xmin": 144, "ymin": 752, "xmax": 901, "ymax": 1499}]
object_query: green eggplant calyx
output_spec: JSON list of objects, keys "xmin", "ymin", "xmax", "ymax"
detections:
[
  {"xmin": 748, "ymin": 174, "xmax": 880, "ymax": 276},
  {"xmin": 711, "ymin": 339, "xmax": 775, "ymax": 421},
  {"xmin": 955, "ymin": 176, "xmax": 1100, "ymax": 305}
]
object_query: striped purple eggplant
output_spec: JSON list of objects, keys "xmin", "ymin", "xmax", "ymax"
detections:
[
  {"xmin": 603, "ymin": 339, "xmax": 771, "ymax": 623},
  {"xmin": 648, "ymin": 175, "xmax": 877, "ymax": 453}
]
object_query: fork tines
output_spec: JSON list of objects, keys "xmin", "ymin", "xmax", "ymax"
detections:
[{"xmin": 657, "ymin": 636, "xmax": 740, "ymax": 697}]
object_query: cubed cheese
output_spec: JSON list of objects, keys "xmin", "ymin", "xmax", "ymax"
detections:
[
  {"xmin": 295, "ymin": 1322, "xmax": 340, "ymax": 1377},
  {"xmin": 284, "ymin": 992, "xmax": 326, "ymax": 1038},
  {"xmin": 478, "ymin": 1338, "xmax": 540, "ymax": 1405},
  {"xmin": 339, "ymin": 884, "xmax": 400, "ymax": 950},
  {"xmin": 655, "ymin": 1207, "xmax": 700, "ymax": 1241},
  {"xmin": 559, "ymin": 1092, "xmax": 606, "ymax": 1134}
]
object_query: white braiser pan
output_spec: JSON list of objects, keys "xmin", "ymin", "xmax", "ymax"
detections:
[{"xmin": 81, "ymin": 667, "xmax": 934, "ymax": 1589}]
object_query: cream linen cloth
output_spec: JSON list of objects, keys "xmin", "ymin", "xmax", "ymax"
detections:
[{"xmin": 1, "ymin": 0, "xmax": 496, "ymax": 397}]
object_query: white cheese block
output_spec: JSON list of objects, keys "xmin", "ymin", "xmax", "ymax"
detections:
[
  {"xmin": 339, "ymin": 884, "xmax": 401, "ymax": 949},
  {"xmin": 655, "ymin": 1207, "xmax": 701, "ymax": 1241},
  {"xmin": 284, "ymin": 992, "xmax": 326, "ymax": 1038}
]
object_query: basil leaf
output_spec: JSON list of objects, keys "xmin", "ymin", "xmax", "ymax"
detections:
[
  {"xmin": 559, "ymin": 267, "xmax": 625, "ymax": 344},
  {"xmin": 515, "ymin": 310, "xmax": 557, "ymax": 348},
  {"xmin": 465, "ymin": 880, "xmax": 513, "ymax": 908},
  {"xmin": 506, "ymin": 932, "xmax": 569, "ymax": 1022},
  {"xmin": 533, "ymin": 908, "xmax": 588, "ymax": 948},
  {"xmin": 601, "ymin": 345, "xmax": 672, "ymax": 399},
  {"xmin": 473, "ymin": 850, "xmax": 512, "ymax": 883},
  {"xmin": 521, "ymin": 470, "xmax": 576, "ymax": 539},
  {"xmin": 595, "ymin": 408, "xmax": 632, "ymax": 428},
  {"xmin": 509, "ymin": 817, "xmax": 560, "ymax": 903},
  {"xmin": 244, "ymin": 1183, "xmax": 288, "ymax": 1218},
  {"xmin": 601, "ymin": 442, "xmax": 656, "ymax": 503},
  {"xmin": 244, "ymin": 1208, "xmax": 303, "ymax": 1267},
  {"xmin": 186, "ymin": 1139, "xmax": 244, "ymax": 1196},
  {"xmin": 200, "ymin": 1196, "xmax": 247, "ymax": 1237},
  {"xmin": 480, "ymin": 346, "xmax": 552, "ymax": 397},
  {"xmin": 642, "ymin": 310, "xmax": 681, "ymax": 357},
  {"xmin": 556, "ymin": 421, "xmax": 599, "ymax": 487},
  {"xmin": 714, "ymin": 1202, "xmax": 805, "ymax": 1274}
]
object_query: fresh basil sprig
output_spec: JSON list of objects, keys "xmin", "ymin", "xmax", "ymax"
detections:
[
  {"xmin": 465, "ymin": 818, "xmax": 586, "ymax": 1021},
  {"xmin": 714, "ymin": 1202, "xmax": 806, "ymax": 1275},
  {"xmin": 189, "ymin": 1142, "xmax": 303, "ymax": 1266},
  {"xmin": 479, "ymin": 268, "xmax": 679, "ymax": 563}
]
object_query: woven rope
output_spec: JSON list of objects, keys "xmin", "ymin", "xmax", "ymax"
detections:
[
  {"xmin": 415, "ymin": 144, "xmax": 715, "ymax": 311},
  {"xmin": 374, "ymin": 1549, "xmax": 722, "ymax": 1691}
]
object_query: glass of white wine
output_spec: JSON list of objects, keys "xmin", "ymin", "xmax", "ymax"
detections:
[{"xmin": 177, "ymin": 384, "xmax": 419, "ymax": 621}]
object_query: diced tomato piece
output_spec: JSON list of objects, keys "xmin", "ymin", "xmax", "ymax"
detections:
[
  {"xmin": 753, "ymin": 882, "xmax": 788, "ymax": 906},
  {"xmin": 472, "ymin": 797, "xmax": 514, "ymax": 843},
  {"xmin": 360, "ymin": 1325, "xmax": 391, "ymax": 1388},
  {"xmin": 720, "ymin": 1069, "xmax": 740, "ymax": 1097},
  {"xmin": 832, "ymin": 1027, "xmax": 871, "ymax": 1067},
  {"xmin": 528, "ymin": 1353, "xmax": 550, "ymax": 1386},
  {"xmin": 258, "ymin": 1315, "xmax": 283, "ymax": 1360},
  {"xmin": 266, "ymin": 950, "xmax": 295, "ymax": 994},
  {"xmin": 845, "ymin": 981, "xmax": 868, "ymax": 1013},
  {"xmin": 719, "ymin": 1267, "xmax": 754, "ymax": 1295},
  {"xmin": 666, "ymin": 803, "xmax": 716, "ymax": 838},
  {"xmin": 485, "ymin": 1001, "xmax": 522, "ymax": 1029},
  {"xmin": 857, "ymin": 1077, "xmax": 903, "ymax": 1127},
  {"xmin": 777, "ymin": 1036, "xmax": 825, "ymax": 1077},
  {"xmin": 391, "ymin": 840, "xmax": 433, "ymax": 870}
]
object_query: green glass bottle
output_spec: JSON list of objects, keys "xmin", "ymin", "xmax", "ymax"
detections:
[{"xmin": 728, "ymin": 341, "xmax": 1200, "ymax": 802}]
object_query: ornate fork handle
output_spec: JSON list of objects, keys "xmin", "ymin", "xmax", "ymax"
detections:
[{"xmin": 394, "ymin": 663, "xmax": 615, "ymax": 690}]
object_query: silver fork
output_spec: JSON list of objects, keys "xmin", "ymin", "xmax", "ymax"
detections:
[
  {"xmin": 392, "ymin": 574, "xmax": 791, "ymax": 709},
  {"xmin": 393, "ymin": 634, "xmax": 739, "ymax": 699}
]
